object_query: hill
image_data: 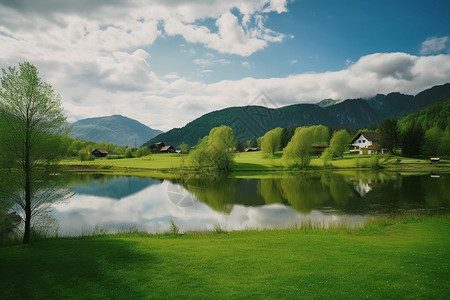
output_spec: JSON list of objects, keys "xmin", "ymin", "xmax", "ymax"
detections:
[
  {"xmin": 398, "ymin": 98, "xmax": 450, "ymax": 131},
  {"xmin": 70, "ymin": 115, "xmax": 163, "ymax": 147},
  {"xmin": 144, "ymin": 83, "xmax": 450, "ymax": 148}
]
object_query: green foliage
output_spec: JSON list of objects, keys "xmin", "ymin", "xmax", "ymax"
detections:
[
  {"xmin": 124, "ymin": 148, "xmax": 133, "ymax": 158},
  {"xmin": 310, "ymin": 125, "xmax": 330, "ymax": 144},
  {"xmin": 283, "ymin": 127, "xmax": 314, "ymax": 168},
  {"xmin": 168, "ymin": 220, "xmax": 179, "ymax": 235},
  {"xmin": 135, "ymin": 146, "xmax": 150, "ymax": 157},
  {"xmin": 398, "ymin": 99, "xmax": 450, "ymax": 132},
  {"xmin": 378, "ymin": 118, "xmax": 399, "ymax": 153},
  {"xmin": 179, "ymin": 142, "xmax": 189, "ymax": 154},
  {"xmin": 422, "ymin": 127, "xmax": 443, "ymax": 157},
  {"xmin": 327, "ymin": 129, "xmax": 351, "ymax": 157},
  {"xmin": 0, "ymin": 62, "xmax": 71, "ymax": 243},
  {"xmin": 260, "ymin": 127, "xmax": 283, "ymax": 157},
  {"xmin": 402, "ymin": 121, "xmax": 425, "ymax": 156},
  {"xmin": 189, "ymin": 126, "xmax": 236, "ymax": 172}
]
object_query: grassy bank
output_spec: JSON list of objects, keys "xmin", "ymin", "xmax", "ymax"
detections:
[
  {"xmin": 60, "ymin": 152, "xmax": 450, "ymax": 177},
  {"xmin": 1, "ymin": 216, "xmax": 449, "ymax": 299}
]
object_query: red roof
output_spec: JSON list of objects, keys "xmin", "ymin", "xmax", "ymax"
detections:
[{"xmin": 160, "ymin": 146, "xmax": 174, "ymax": 151}]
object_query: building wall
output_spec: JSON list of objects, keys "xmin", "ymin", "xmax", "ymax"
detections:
[{"xmin": 351, "ymin": 134, "xmax": 373, "ymax": 149}]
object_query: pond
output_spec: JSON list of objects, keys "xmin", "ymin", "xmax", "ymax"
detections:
[{"xmin": 52, "ymin": 171, "xmax": 450, "ymax": 235}]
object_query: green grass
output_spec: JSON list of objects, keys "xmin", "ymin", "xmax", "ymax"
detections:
[
  {"xmin": 1, "ymin": 216, "xmax": 449, "ymax": 299},
  {"xmin": 60, "ymin": 152, "xmax": 450, "ymax": 177}
]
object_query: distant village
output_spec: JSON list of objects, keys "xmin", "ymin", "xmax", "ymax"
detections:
[{"xmin": 91, "ymin": 131, "xmax": 390, "ymax": 158}]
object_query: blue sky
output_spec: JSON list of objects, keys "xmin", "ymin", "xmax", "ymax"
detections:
[
  {"xmin": 1, "ymin": 0, "xmax": 449, "ymax": 130},
  {"xmin": 147, "ymin": 0, "xmax": 450, "ymax": 83}
]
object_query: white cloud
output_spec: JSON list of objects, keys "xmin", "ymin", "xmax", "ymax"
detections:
[
  {"xmin": 420, "ymin": 36, "xmax": 449, "ymax": 55},
  {"xmin": 1, "ymin": 2, "xmax": 450, "ymax": 133}
]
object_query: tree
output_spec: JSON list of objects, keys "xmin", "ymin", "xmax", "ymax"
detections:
[
  {"xmin": 179, "ymin": 142, "xmax": 189, "ymax": 154},
  {"xmin": 402, "ymin": 121, "xmax": 425, "ymax": 156},
  {"xmin": 189, "ymin": 125, "xmax": 237, "ymax": 172},
  {"xmin": 422, "ymin": 126, "xmax": 443, "ymax": 157},
  {"xmin": 283, "ymin": 127, "xmax": 314, "ymax": 168},
  {"xmin": 0, "ymin": 62, "xmax": 69, "ymax": 243},
  {"xmin": 260, "ymin": 127, "xmax": 283, "ymax": 157},
  {"xmin": 326, "ymin": 129, "xmax": 351, "ymax": 157},
  {"xmin": 311, "ymin": 125, "xmax": 330, "ymax": 144},
  {"xmin": 378, "ymin": 118, "xmax": 399, "ymax": 154}
]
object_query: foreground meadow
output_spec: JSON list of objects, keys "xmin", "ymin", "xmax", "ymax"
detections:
[{"xmin": 1, "ymin": 216, "xmax": 449, "ymax": 299}]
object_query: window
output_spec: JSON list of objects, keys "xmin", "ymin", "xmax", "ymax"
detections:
[
  {"xmin": 363, "ymin": 140, "xmax": 365, "ymax": 143},
  {"xmin": 358, "ymin": 140, "xmax": 361, "ymax": 143}
]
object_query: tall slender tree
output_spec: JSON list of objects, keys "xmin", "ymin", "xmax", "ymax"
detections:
[
  {"xmin": 378, "ymin": 118, "xmax": 399, "ymax": 154},
  {"xmin": 0, "ymin": 62, "xmax": 69, "ymax": 243}
]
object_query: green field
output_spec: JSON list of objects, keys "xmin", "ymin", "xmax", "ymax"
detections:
[
  {"xmin": 1, "ymin": 216, "xmax": 449, "ymax": 299},
  {"xmin": 60, "ymin": 152, "xmax": 450, "ymax": 176}
]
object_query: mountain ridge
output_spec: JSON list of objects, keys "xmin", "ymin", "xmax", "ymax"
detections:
[
  {"xmin": 70, "ymin": 114, "xmax": 163, "ymax": 147},
  {"xmin": 143, "ymin": 83, "xmax": 450, "ymax": 147}
]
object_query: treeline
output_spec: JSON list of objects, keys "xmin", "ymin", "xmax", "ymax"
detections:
[{"xmin": 62, "ymin": 136, "xmax": 151, "ymax": 161}]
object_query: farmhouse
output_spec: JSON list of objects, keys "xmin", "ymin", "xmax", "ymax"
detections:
[
  {"xmin": 160, "ymin": 145, "xmax": 176, "ymax": 153},
  {"xmin": 150, "ymin": 142, "xmax": 165, "ymax": 153},
  {"xmin": 92, "ymin": 148, "xmax": 109, "ymax": 157},
  {"xmin": 244, "ymin": 147, "xmax": 260, "ymax": 152},
  {"xmin": 312, "ymin": 143, "xmax": 328, "ymax": 155},
  {"xmin": 349, "ymin": 132, "xmax": 387, "ymax": 155}
]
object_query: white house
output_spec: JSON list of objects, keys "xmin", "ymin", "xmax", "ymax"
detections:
[{"xmin": 349, "ymin": 132, "xmax": 387, "ymax": 155}]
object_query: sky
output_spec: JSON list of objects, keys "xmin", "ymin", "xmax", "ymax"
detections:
[{"xmin": 1, "ymin": 0, "xmax": 450, "ymax": 132}]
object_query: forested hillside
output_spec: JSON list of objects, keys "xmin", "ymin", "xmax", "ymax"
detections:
[
  {"xmin": 398, "ymin": 99, "xmax": 450, "ymax": 131},
  {"xmin": 144, "ymin": 83, "xmax": 450, "ymax": 148}
]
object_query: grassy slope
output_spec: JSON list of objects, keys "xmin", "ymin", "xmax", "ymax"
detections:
[{"xmin": 1, "ymin": 217, "xmax": 449, "ymax": 299}]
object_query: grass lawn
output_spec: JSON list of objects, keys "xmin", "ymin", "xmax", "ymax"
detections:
[
  {"xmin": 1, "ymin": 216, "xmax": 449, "ymax": 299},
  {"xmin": 60, "ymin": 152, "xmax": 450, "ymax": 176}
]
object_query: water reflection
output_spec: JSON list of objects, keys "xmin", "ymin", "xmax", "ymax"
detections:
[{"xmin": 51, "ymin": 172, "xmax": 450, "ymax": 235}]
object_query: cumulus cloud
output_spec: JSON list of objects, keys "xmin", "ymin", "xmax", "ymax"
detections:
[
  {"xmin": 420, "ymin": 36, "xmax": 449, "ymax": 55},
  {"xmin": 1, "ymin": 1, "xmax": 450, "ymax": 132}
]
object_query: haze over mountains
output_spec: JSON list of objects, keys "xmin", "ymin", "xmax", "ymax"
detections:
[
  {"xmin": 143, "ymin": 83, "xmax": 450, "ymax": 147},
  {"xmin": 70, "ymin": 115, "xmax": 163, "ymax": 147}
]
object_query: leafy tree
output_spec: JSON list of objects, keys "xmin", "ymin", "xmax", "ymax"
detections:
[
  {"xmin": 325, "ymin": 129, "xmax": 351, "ymax": 157},
  {"xmin": 124, "ymin": 148, "xmax": 133, "ymax": 158},
  {"xmin": 378, "ymin": 118, "xmax": 399, "ymax": 154},
  {"xmin": 402, "ymin": 121, "xmax": 425, "ymax": 156},
  {"xmin": 280, "ymin": 127, "xmax": 295, "ymax": 149},
  {"xmin": 0, "ymin": 62, "xmax": 70, "ymax": 243},
  {"xmin": 438, "ymin": 130, "xmax": 450, "ymax": 157},
  {"xmin": 422, "ymin": 126, "xmax": 443, "ymax": 157},
  {"xmin": 311, "ymin": 125, "xmax": 330, "ymax": 144},
  {"xmin": 179, "ymin": 142, "xmax": 189, "ymax": 154},
  {"xmin": 189, "ymin": 126, "xmax": 237, "ymax": 172},
  {"xmin": 283, "ymin": 127, "xmax": 314, "ymax": 168},
  {"xmin": 260, "ymin": 127, "xmax": 283, "ymax": 157}
]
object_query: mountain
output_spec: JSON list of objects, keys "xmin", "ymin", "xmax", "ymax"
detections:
[
  {"xmin": 144, "ymin": 83, "xmax": 450, "ymax": 148},
  {"xmin": 398, "ymin": 98, "xmax": 450, "ymax": 131},
  {"xmin": 70, "ymin": 115, "xmax": 163, "ymax": 147}
]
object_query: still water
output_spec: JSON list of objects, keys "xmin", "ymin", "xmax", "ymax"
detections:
[{"xmin": 52, "ymin": 171, "xmax": 450, "ymax": 235}]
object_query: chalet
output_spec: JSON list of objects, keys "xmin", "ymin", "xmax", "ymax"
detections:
[
  {"xmin": 160, "ymin": 145, "xmax": 176, "ymax": 153},
  {"xmin": 349, "ymin": 132, "xmax": 387, "ymax": 155},
  {"xmin": 150, "ymin": 142, "xmax": 165, "ymax": 153},
  {"xmin": 244, "ymin": 147, "xmax": 260, "ymax": 152},
  {"xmin": 92, "ymin": 148, "xmax": 109, "ymax": 157},
  {"xmin": 312, "ymin": 144, "xmax": 328, "ymax": 155}
]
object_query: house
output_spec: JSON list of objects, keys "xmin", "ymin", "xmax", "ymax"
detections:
[
  {"xmin": 244, "ymin": 147, "xmax": 260, "ymax": 152},
  {"xmin": 160, "ymin": 145, "xmax": 176, "ymax": 153},
  {"xmin": 92, "ymin": 148, "xmax": 109, "ymax": 157},
  {"xmin": 349, "ymin": 132, "xmax": 387, "ymax": 155},
  {"xmin": 312, "ymin": 144, "xmax": 328, "ymax": 155},
  {"xmin": 150, "ymin": 142, "xmax": 165, "ymax": 153}
]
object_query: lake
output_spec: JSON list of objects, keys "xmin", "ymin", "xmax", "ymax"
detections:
[{"xmin": 52, "ymin": 171, "xmax": 450, "ymax": 235}]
